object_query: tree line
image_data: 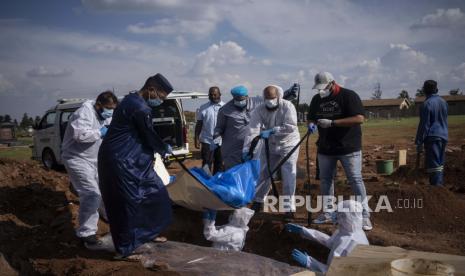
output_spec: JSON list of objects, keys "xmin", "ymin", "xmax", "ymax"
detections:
[
  {"xmin": 0, "ymin": 113, "xmax": 41, "ymax": 129},
  {"xmin": 371, "ymin": 82, "xmax": 463, "ymax": 100}
]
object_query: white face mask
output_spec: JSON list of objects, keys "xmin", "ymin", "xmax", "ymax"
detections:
[
  {"xmin": 234, "ymin": 99, "xmax": 247, "ymax": 108},
  {"xmin": 264, "ymin": 98, "xmax": 278, "ymax": 109},
  {"xmin": 318, "ymin": 89, "xmax": 331, "ymax": 98}
]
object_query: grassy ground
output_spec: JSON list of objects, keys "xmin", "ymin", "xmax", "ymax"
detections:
[
  {"xmin": 2, "ymin": 115, "xmax": 464, "ymax": 161},
  {"xmin": 0, "ymin": 136, "xmax": 33, "ymax": 160},
  {"xmin": 299, "ymin": 115, "xmax": 465, "ymax": 145}
]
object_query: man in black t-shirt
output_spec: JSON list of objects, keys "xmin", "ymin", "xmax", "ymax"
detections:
[{"xmin": 307, "ymin": 72, "xmax": 372, "ymax": 231}]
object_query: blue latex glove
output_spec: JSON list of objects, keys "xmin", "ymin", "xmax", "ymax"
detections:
[
  {"xmin": 260, "ymin": 129, "xmax": 275, "ymax": 139},
  {"xmin": 307, "ymin": 123, "xmax": 317, "ymax": 134},
  {"xmin": 291, "ymin": 249, "xmax": 309, "ymax": 268},
  {"xmin": 242, "ymin": 151, "xmax": 251, "ymax": 162},
  {"xmin": 285, "ymin": 223, "xmax": 303, "ymax": 234},
  {"xmin": 202, "ymin": 209, "xmax": 217, "ymax": 220},
  {"xmin": 100, "ymin": 126, "xmax": 108, "ymax": 137},
  {"xmin": 416, "ymin": 144, "xmax": 423, "ymax": 153}
]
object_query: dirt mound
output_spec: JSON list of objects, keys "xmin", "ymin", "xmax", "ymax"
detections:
[{"xmin": 1, "ymin": 157, "xmax": 465, "ymax": 275}]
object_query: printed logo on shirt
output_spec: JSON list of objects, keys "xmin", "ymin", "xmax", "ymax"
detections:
[{"xmin": 316, "ymin": 101, "xmax": 342, "ymax": 118}]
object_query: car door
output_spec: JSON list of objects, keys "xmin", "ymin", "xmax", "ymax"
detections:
[
  {"xmin": 162, "ymin": 91, "xmax": 208, "ymax": 156},
  {"xmin": 34, "ymin": 111, "xmax": 58, "ymax": 161}
]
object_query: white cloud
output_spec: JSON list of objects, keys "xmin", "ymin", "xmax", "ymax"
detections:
[
  {"xmin": 451, "ymin": 62, "xmax": 465, "ymax": 82},
  {"xmin": 192, "ymin": 41, "xmax": 249, "ymax": 75},
  {"xmin": 0, "ymin": 74, "xmax": 14, "ymax": 95},
  {"xmin": 411, "ymin": 8, "xmax": 465, "ymax": 29},
  {"xmin": 27, "ymin": 66, "xmax": 73, "ymax": 77},
  {"xmin": 87, "ymin": 42, "xmax": 139, "ymax": 54},
  {"xmin": 81, "ymin": 0, "xmax": 183, "ymax": 11},
  {"xmin": 127, "ymin": 18, "xmax": 218, "ymax": 38}
]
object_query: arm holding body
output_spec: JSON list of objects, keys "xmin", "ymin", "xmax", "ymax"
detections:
[{"xmin": 133, "ymin": 109, "xmax": 168, "ymax": 155}]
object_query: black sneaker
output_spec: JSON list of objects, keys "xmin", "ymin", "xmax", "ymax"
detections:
[{"xmin": 81, "ymin": 235, "xmax": 101, "ymax": 245}]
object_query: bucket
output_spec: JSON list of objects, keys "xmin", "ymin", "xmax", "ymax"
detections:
[
  {"xmin": 375, "ymin": 159, "xmax": 394, "ymax": 175},
  {"xmin": 391, "ymin": 258, "xmax": 455, "ymax": 276}
]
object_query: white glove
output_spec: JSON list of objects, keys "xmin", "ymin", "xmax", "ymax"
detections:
[
  {"xmin": 317, "ymin": 119, "xmax": 333, "ymax": 128},
  {"xmin": 213, "ymin": 136, "xmax": 222, "ymax": 146}
]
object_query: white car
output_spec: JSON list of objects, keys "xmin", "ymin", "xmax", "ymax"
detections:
[{"xmin": 32, "ymin": 91, "xmax": 207, "ymax": 169}]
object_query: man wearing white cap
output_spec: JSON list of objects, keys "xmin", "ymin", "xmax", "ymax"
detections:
[{"xmin": 307, "ymin": 72, "xmax": 372, "ymax": 231}]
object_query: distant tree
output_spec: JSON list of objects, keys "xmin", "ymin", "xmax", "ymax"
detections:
[
  {"xmin": 371, "ymin": 82, "xmax": 382, "ymax": 99},
  {"xmin": 20, "ymin": 113, "xmax": 31, "ymax": 129},
  {"xmin": 0, "ymin": 115, "xmax": 3, "ymax": 122},
  {"xmin": 3, "ymin": 114, "xmax": 11, "ymax": 123},
  {"xmin": 13, "ymin": 119, "xmax": 18, "ymax": 127},
  {"xmin": 449, "ymin": 88, "xmax": 462, "ymax": 96},
  {"xmin": 34, "ymin": 116, "xmax": 41, "ymax": 126},
  {"xmin": 397, "ymin": 90, "xmax": 410, "ymax": 100},
  {"xmin": 415, "ymin": 88, "xmax": 425, "ymax": 97}
]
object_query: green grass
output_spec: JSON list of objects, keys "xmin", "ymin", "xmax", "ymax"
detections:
[{"xmin": 0, "ymin": 146, "xmax": 32, "ymax": 160}]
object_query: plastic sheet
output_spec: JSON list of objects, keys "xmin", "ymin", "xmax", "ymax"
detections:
[
  {"xmin": 135, "ymin": 241, "xmax": 304, "ymax": 276},
  {"xmin": 189, "ymin": 160, "xmax": 260, "ymax": 208}
]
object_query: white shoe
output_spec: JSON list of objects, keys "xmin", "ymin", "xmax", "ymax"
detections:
[{"xmin": 362, "ymin": 217, "xmax": 373, "ymax": 231}]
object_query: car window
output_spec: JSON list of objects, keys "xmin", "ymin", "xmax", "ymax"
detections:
[
  {"xmin": 39, "ymin": 112, "xmax": 56, "ymax": 129},
  {"xmin": 60, "ymin": 110, "xmax": 74, "ymax": 124}
]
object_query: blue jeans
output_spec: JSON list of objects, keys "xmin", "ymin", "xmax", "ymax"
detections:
[
  {"xmin": 318, "ymin": 151, "xmax": 370, "ymax": 218},
  {"xmin": 424, "ymin": 137, "xmax": 447, "ymax": 186}
]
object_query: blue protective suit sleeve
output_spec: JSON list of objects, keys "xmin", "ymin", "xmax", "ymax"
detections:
[{"xmin": 133, "ymin": 109, "xmax": 167, "ymax": 155}]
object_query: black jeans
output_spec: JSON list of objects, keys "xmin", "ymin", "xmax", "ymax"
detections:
[{"xmin": 201, "ymin": 142, "xmax": 224, "ymax": 174}]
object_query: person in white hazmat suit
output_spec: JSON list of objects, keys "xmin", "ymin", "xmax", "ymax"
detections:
[
  {"xmin": 203, "ymin": 207, "xmax": 255, "ymax": 251},
  {"xmin": 61, "ymin": 91, "xmax": 118, "ymax": 248},
  {"xmin": 285, "ymin": 200, "xmax": 369, "ymax": 273},
  {"xmin": 243, "ymin": 85, "xmax": 300, "ymax": 216}
]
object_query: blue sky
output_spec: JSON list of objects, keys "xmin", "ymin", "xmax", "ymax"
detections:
[{"xmin": 1, "ymin": 0, "xmax": 465, "ymax": 119}]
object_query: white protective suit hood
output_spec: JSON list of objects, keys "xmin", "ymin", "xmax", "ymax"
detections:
[
  {"xmin": 229, "ymin": 207, "xmax": 255, "ymax": 227},
  {"xmin": 203, "ymin": 207, "xmax": 255, "ymax": 251},
  {"xmin": 336, "ymin": 199, "xmax": 364, "ymax": 233}
]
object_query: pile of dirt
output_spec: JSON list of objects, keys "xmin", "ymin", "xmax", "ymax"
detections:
[{"xmin": 1, "ymin": 155, "xmax": 465, "ymax": 275}]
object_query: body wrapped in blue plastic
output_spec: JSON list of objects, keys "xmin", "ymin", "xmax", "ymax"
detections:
[{"xmin": 167, "ymin": 160, "xmax": 260, "ymax": 211}]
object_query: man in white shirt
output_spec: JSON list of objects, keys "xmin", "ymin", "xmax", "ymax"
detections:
[{"xmin": 195, "ymin": 87, "xmax": 225, "ymax": 174}]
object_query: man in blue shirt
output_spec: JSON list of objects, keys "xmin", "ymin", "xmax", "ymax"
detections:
[
  {"xmin": 195, "ymin": 87, "xmax": 225, "ymax": 174},
  {"xmin": 415, "ymin": 80, "xmax": 448, "ymax": 186}
]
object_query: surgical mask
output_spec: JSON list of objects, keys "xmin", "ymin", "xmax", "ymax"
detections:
[
  {"xmin": 148, "ymin": 98, "xmax": 163, "ymax": 107},
  {"xmin": 318, "ymin": 89, "xmax": 331, "ymax": 98},
  {"xmin": 234, "ymin": 99, "xmax": 247, "ymax": 108},
  {"xmin": 265, "ymin": 98, "xmax": 278, "ymax": 109},
  {"xmin": 100, "ymin": 108, "xmax": 113, "ymax": 119}
]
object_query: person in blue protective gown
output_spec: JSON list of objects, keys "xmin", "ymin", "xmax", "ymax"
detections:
[
  {"xmin": 98, "ymin": 73, "xmax": 174, "ymax": 259},
  {"xmin": 415, "ymin": 80, "xmax": 448, "ymax": 186}
]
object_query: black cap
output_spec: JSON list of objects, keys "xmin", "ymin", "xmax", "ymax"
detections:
[
  {"xmin": 141, "ymin": 73, "xmax": 174, "ymax": 94},
  {"xmin": 423, "ymin": 80, "xmax": 438, "ymax": 95}
]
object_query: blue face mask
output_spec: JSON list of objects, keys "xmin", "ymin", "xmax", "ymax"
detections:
[
  {"xmin": 234, "ymin": 99, "xmax": 247, "ymax": 108},
  {"xmin": 101, "ymin": 108, "xmax": 113, "ymax": 119},
  {"xmin": 148, "ymin": 98, "xmax": 163, "ymax": 107}
]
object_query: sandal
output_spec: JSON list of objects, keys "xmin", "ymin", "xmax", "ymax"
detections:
[
  {"xmin": 153, "ymin": 236, "xmax": 167, "ymax": 243},
  {"xmin": 113, "ymin": 253, "xmax": 143, "ymax": 262}
]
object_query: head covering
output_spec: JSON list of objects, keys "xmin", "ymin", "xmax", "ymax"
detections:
[
  {"xmin": 141, "ymin": 73, "xmax": 174, "ymax": 94},
  {"xmin": 312, "ymin": 72, "xmax": 334, "ymax": 90},
  {"xmin": 270, "ymin": 85, "xmax": 284, "ymax": 98},
  {"xmin": 231, "ymin": 85, "xmax": 248, "ymax": 97},
  {"xmin": 336, "ymin": 200, "xmax": 364, "ymax": 233},
  {"xmin": 423, "ymin": 80, "xmax": 438, "ymax": 95}
]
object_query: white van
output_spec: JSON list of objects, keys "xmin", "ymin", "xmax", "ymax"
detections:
[{"xmin": 32, "ymin": 91, "xmax": 207, "ymax": 169}]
